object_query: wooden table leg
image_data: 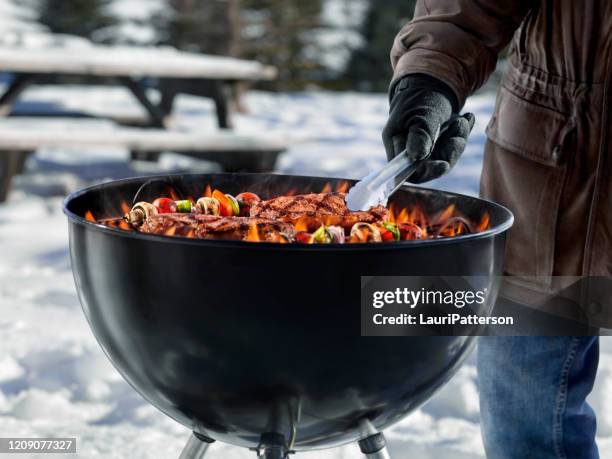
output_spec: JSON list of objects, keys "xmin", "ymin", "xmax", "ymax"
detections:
[
  {"xmin": 158, "ymin": 77, "xmax": 232, "ymax": 129},
  {"xmin": 118, "ymin": 77, "xmax": 168, "ymax": 128},
  {"xmin": 0, "ymin": 73, "xmax": 37, "ymax": 117},
  {"xmin": 0, "ymin": 151, "xmax": 21, "ymax": 202},
  {"xmin": 210, "ymin": 80, "xmax": 231, "ymax": 129},
  {"xmin": 119, "ymin": 77, "xmax": 168, "ymax": 162}
]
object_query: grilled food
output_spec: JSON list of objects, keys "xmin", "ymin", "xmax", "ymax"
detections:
[
  {"xmin": 140, "ymin": 214, "xmax": 295, "ymax": 242},
  {"xmin": 93, "ymin": 184, "xmax": 490, "ymax": 243},
  {"xmin": 250, "ymin": 192, "xmax": 389, "ymax": 231}
]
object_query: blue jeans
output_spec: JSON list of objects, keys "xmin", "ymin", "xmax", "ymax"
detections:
[{"xmin": 478, "ymin": 336, "xmax": 599, "ymax": 459}]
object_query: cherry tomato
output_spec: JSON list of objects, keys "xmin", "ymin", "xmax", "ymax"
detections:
[
  {"xmin": 212, "ymin": 190, "xmax": 233, "ymax": 216},
  {"xmin": 236, "ymin": 192, "xmax": 261, "ymax": 216},
  {"xmin": 153, "ymin": 197, "xmax": 177, "ymax": 214},
  {"xmin": 295, "ymin": 232, "xmax": 313, "ymax": 244},
  {"xmin": 399, "ymin": 222, "xmax": 424, "ymax": 240},
  {"xmin": 236, "ymin": 192, "xmax": 261, "ymax": 205},
  {"xmin": 382, "ymin": 222, "xmax": 400, "ymax": 241},
  {"xmin": 380, "ymin": 228, "xmax": 395, "ymax": 242}
]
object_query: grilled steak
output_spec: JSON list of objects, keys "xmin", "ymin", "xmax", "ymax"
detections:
[
  {"xmin": 249, "ymin": 192, "xmax": 389, "ymax": 231},
  {"xmin": 140, "ymin": 214, "xmax": 295, "ymax": 242}
]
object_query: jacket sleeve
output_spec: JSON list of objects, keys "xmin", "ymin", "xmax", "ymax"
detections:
[{"xmin": 391, "ymin": 0, "xmax": 533, "ymax": 107}]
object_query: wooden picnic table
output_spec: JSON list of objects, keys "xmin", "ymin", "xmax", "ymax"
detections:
[
  {"xmin": 0, "ymin": 44, "xmax": 285, "ymax": 202},
  {"xmin": 0, "ymin": 45, "xmax": 277, "ymax": 128}
]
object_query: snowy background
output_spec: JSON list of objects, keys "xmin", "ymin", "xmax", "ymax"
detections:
[
  {"xmin": 0, "ymin": 0, "xmax": 611, "ymax": 458},
  {"xmin": 1, "ymin": 87, "xmax": 612, "ymax": 459}
]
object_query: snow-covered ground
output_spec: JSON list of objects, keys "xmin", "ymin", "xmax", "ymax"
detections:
[{"xmin": 1, "ymin": 87, "xmax": 611, "ymax": 459}]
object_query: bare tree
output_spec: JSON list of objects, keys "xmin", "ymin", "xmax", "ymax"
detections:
[
  {"xmin": 38, "ymin": 0, "xmax": 116, "ymax": 39},
  {"xmin": 159, "ymin": 0, "xmax": 241, "ymax": 56}
]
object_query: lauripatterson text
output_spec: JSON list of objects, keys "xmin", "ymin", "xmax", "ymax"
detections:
[{"xmin": 373, "ymin": 313, "xmax": 514, "ymax": 326}]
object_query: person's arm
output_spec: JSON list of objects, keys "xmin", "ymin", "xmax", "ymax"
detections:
[
  {"xmin": 383, "ymin": 1, "xmax": 533, "ymax": 182},
  {"xmin": 391, "ymin": 0, "xmax": 533, "ymax": 107}
]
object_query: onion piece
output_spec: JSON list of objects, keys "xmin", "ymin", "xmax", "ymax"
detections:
[
  {"xmin": 196, "ymin": 197, "xmax": 220, "ymax": 216},
  {"xmin": 398, "ymin": 222, "xmax": 424, "ymax": 240},
  {"xmin": 350, "ymin": 223, "xmax": 382, "ymax": 243},
  {"xmin": 327, "ymin": 225, "xmax": 346, "ymax": 244}
]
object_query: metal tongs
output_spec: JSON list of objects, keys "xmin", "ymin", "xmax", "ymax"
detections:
[{"xmin": 345, "ymin": 149, "xmax": 424, "ymax": 211}]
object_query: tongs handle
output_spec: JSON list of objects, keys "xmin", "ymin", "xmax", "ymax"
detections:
[
  {"xmin": 345, "ymin": 150, "xmax": 426, "ymax": 211},
  {"xmin": 368, "ymin": 149, "xmax": 422, "ymax": 195},
  {"xmin": 346, "ymin": 125, "xmax": 445, "ymax": 211}
]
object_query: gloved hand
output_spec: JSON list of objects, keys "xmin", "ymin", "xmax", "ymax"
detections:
[{"xmin": 382, "ymin": 74, "xmax": 475, "ymax": 184}]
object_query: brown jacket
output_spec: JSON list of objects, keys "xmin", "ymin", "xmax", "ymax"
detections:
[{"xmin": 391, "ymin": 1, "xmax": 612, "ymax": 297}]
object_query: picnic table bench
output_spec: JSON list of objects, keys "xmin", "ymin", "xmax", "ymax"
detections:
[{"xmin": 0, "ymin": 44, "xmax": 287, "ymax": 201}]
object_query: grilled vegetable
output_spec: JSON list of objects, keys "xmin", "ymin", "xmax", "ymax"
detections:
[
  {"xmin": 153, "ymin": 197, "xmax": 177, "ymax": 214},
  {"xmin": 225, "ymin": 194, "xmax": 240, "ymax": 216},
  {"xmin": 236, "ymin": 192, "xmax": 260, "ymax": 204},
  {"xmin": 312, "ymin": 225, "xmax": 332, "ymax": 244},
  {"xmin": 381, "ymin": 222, "xmax": 400, "ymax": 242},
  {"xmin": 350, "ymin": 223, "xmax": 382, "ymax": 243},
  {"xmin": 125, "ymin": 202, "xmax": 158, "ymax": 226},
  {"xmin": 236, "ymin": 192, "xmax": 261, "ymax": 216},
  {"xmin": 212, "ymin": 190, "xmax": 234, "ymax": 217},
  {"xmin": 176, "ymin": 200, "xmax": 193, "ymax": 213},
  {"xmin": 399, "ymin": 222, "xmax": 424, "ymax": 240},
  {"xmin": 196, "ymin": 197, "xmax": 220, "ymax": 216},
  {"xmin": 295, "ymin": 231, "xmax": 313, "ymax": 244},
  {"xmin": 327, "ymin": 226, "xmax": 346, "ymax": 244}
]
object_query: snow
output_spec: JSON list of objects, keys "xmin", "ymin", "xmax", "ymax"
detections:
[
  {"xmin": 1, "ymin": 85, "xmax": 611, "ymax": 458},
  {"xmin": 95, "ymin": 0, "xmax": 167, "ymax": 45},
  {"xmin": 109, "ymin": 0, "xmax": 166, "ymax": 22},
  {"xmin": 0, "ymin": 0, "xmax": 45, "ymax": 40}
]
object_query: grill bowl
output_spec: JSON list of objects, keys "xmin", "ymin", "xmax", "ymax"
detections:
[{"xmin": 64, "ymin": 173, "xmax": 513, "ymax": 451}]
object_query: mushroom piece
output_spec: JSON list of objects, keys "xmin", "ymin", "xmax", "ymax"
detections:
[
  {"xmin": 350, "ymin": 222, "xmax": 382, "ymax": 243},
  {"xmin": 196, "ymin": 197, "xmax": 221, "ymax": 216},
  {"xmin": 125, "ymin": 202, "xmax": 158, "ymax": 226}
]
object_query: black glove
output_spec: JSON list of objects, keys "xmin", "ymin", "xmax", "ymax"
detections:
[{"xmin": 382, "ymin": 74, "xmax": 475, "ymax": 184}]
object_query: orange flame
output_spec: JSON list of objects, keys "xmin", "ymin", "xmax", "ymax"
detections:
[
  {"xmin": 164, "ymin": 226, "xmax": 176, "ymax": 236},
  {"xmin": 169, "ymin": 188, "xmax": 180, "ymax": 201},
  {"xmin": 204, "ymin": 185, "xmax": 212, "ymax": 198},
  {"xmin": 120, "ymin": 201, "xmax": 130, "ymax": 214},
  {"xmin": 390, "ymin": 203, "xmax": 428, "ymax": 229},
  {"xmin": 268, "ymin": 232, "xmax": 289, "ymax": 243},
  {"xmin": 321, "ymin": 183, "xmax": 332, "ymax": 193},
  {"xmin": 336, "ymin": 181, "xmax": 350, "ymax": 193},
  {"xmin": 477, "ymin": 213, "xmax": 490, "ymax": 232},
  {"xmin": 294, "ymin": 217, "xmax": 309, "ymax": 232},
  {"xmin": 85, "ymin": 211, "xmax": 96, "ymax": 222},
  {"xmin": 436, "ymin": 204, "xmax": 456, "ymax": 224},
  {"xmin": 246, "ymin": 222, "xmax": 260, "ymax": 242}
]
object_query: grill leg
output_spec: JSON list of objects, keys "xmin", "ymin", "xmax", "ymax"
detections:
[
  {"xmin": 179, "ymin": 432, "xmax": 214, "ymax": 459},
  {"xmin": 358, "ymin": 432, "xmax": 391, "ymax": 459},
  {"xmin": 358, "ymin": 420, "xmax": 391, "ymax": 459},
  {"xmin": 253, "ymin": 433, "xmax": 291, "ymax": 459}
]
